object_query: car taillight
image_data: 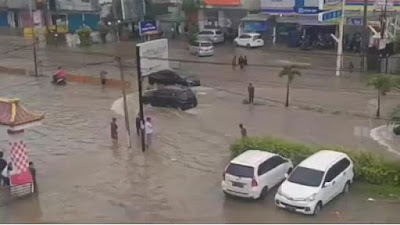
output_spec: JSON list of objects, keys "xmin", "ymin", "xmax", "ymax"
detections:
[
  {"xmin": 251, "ymin": 178, "xmax": 258, "ymax": 187},
  {"xmin": 222, "ymin": 171, "xmax": 226, "ymax": 181}
]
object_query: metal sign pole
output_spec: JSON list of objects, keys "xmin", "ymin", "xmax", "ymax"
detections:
[
  {"xmin": 117, "ymin": 56, "xmax": 132, "ymax": 148},
  {"xmin": 136, "ymin": 45, "xmax": 146, "ymax": 152}
]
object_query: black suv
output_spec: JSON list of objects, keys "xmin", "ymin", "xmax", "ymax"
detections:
[
  {"xmin": 148, "ymin": 70, "xmax": 200, "ymax": 87},
  {"xmin": 142, "ymin": 86, "xmax": 198, "ymax": 110}
]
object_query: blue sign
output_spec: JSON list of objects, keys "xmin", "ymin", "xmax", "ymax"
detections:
[
  {"xmin": 244, "ymin": 21, "xmax": 268, "ymax": 33},
  {"xmin": 139, "ymin": 20, "xmax": 158, "ymax": 35},
  {"xmin": 318, "ymin": 9, "xmax": 342, "ymax": 22},
  {"xmin": 296, "ymin": 7, "xmax": 320, "ymax": 14}
]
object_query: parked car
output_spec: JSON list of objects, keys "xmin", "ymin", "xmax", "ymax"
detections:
[
  {"xmin": 142, "ymin": 86, "xmax": 198, "ymax": 111},
  {"xmin": 195, "ymin": 29, "xmax": 225, "ymax": 44},
  {"xmin": 222, "ymin": 150, "xmax": 293, "ymax": 200},
  {"xmin": 148, "ymin": 70, "xmax": 200, "ymax": 87},
  {"xmin": 234, "ymin": 33, "xmax": 264, "ymax": 48},
  {"xmin": 275, "ymin": 150, "xmax": 354, "ymax": 215},
  {"xmin": 188, "ymin": 40, "xmax": 214, "ymax": 57}
]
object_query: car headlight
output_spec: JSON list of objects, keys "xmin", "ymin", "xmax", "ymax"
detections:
[
  {"xmin": 305, "ymin": 193, "xmax": 317, "ymax": 202},
  {"xmin": 277, "ymin": 186, "xmax": 283, "ymax": 196}
]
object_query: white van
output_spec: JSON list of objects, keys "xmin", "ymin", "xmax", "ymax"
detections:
[
  {"xmin": 195, "ymin": 29, "xmax": 225, "ymax": 43},
  {"xmin": 275, "ymin": 150, "xmax": 354, "ymax": 215},
  {"xmin": 188, "ymin": 40, "xmax": 214, "ymax": 57},
  {"xmin": 222, "ymin": 150, "xmax": 293, "ymax": 199}
]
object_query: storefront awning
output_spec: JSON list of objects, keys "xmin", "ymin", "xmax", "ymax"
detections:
[
  {"xmin": 276, "ymin": 15, "xmax": 338, "ymax": 26},
  {"xmin": 241, "ymin": 14, "xmax": 271, "ymax": 22}
]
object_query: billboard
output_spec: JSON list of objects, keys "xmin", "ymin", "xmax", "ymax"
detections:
[
  {"xmin": 138, "ymin": 39, "xmax": 169, "ymax": 76},
  {"xmin": 205, "ymin": 0, "xmax": 241, "ymax": 5},
  {"xmin": 139, "ymin": 20, "xmax": 158, "ymax": 35}
]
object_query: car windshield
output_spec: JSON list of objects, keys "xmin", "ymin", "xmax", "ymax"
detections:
[
  {"xmin": 226, "ymin": 163, "xmax": 254, "ymax": 178},
  {"xmin": 200, "ymin": 42, "xmax": 212, "ymax": 47},
  {"xmin": 253, "ymin": 35, "xmax": 261, "ymax": 41},
  {"xmin": 199, "ymin": 31, "xmax": 214, "ymax": 35},
  {"xmin": 288, "ymin": 166, "xmax": 324, "ymax": 187}
]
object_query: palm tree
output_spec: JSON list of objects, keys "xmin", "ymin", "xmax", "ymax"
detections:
[
  {"xmin": 182, "ymin": 0, "xmax": 203, "ymax": 34},
  {"xmin": 278, "ymin": 65, "xmax": 301, "ymax": 107},
  {"xmin": 367, "ymin": 75, "xmax": 396, "ymax": 118}
]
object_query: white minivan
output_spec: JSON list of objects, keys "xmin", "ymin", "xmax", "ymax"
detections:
[
  {"xmin": 234, "ymin": 33, "xmax": 264, "ymax": 48},
  {"xmin": 195, "ymin": 29, "xmax": 225, "ymax": 43},
  {"xmin": 222, "ymin": 150, "xmax": 293, "ymax": 199},
  {"xmin": 188, "ymin": 40, "xmax": 214, "ymax": 57},
  {"xmin": 275, "ymin": 150, "xmax": 354, "ymax": 215}
]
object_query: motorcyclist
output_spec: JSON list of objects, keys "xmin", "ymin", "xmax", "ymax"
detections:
[{"xmin": 53, "ymin": 66, "xmax": 66, "ymax": 84}]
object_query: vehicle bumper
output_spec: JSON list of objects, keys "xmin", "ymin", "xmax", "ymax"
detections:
[
  {"xmin": 212, "ymin": 38, "xmax": 224, "ymax": 43},
  {"xmin": 198, "ymin": 50, "xmax": 214, "ymax": 56},
  {"xmin": 274, "ymin": 193, "xmax": 317, "ymax": 215},
  {"xmin": 253, "ymin": 42, "xmax": 264, "ymax": 47},
  {"xmin": 221, "ymin": 180, "xmax": 261, "ymax": 199}
]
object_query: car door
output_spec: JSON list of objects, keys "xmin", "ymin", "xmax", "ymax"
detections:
[
  {"xmin": 272, "ymin": 156, "xmax": 290, "ymax": 185},
  {"xmin": 334, "ymin": 158, "xmax": 351, "ymax": 196},
  {"xmin": 257, "ymin": 160, "xmax": 273, "ymax": 189},
  {"xmin": 257, "ymin": 157, "xmax": 281, "ymax": 189},
  {"xmin": 237, "ymin": 35, "xmax": 246, "ymax": 46},
  {"xmin": 321, "ymin": 162, "xmax": 341, "ymax": 204}
]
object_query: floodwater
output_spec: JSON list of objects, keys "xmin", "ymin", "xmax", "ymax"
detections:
[{"xmin": 0, "ymin": 74, "xmax": 400, "ymax": 223}]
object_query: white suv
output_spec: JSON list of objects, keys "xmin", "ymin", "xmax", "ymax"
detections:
[
  {"xmin": 222, "ymin": 150, "xmax": 293, "ymax": 199},
  {"xmin": 275, "ymin": 150, "xmax": 354, "ymax": 215}
]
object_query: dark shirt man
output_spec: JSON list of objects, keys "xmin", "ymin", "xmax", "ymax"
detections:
[
  {"xmin": 239, "ymin": 123, "xmax": 247, "ymax": 138},
  {"xmin": 0, "ymin": 151, "xmax": 7, "ymax": 186},
  {"xmin": 136, "ymin": 114, "xmax": 141, "ymax": 136},
  {"xmin": 111, "ymin": 118, "xmax": 118, "ymax": 141},
  {"xmin": 248, "ymin": 83, "xmax": 255, "ymax": 104},
  {"xmin": 29, "ymin": 161, "xmax": 37, "ymax": 192}
]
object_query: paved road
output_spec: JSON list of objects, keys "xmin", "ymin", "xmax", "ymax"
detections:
[{"xmin": 0, "ymin": 74, "xmax": 399, "ymax": 223}]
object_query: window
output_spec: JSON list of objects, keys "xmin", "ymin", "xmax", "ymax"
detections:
[
  {"xmin": 257, "ymin": 156, "xmax": 284, "ymax": 176},
  {"xmin": 324, "ymin": 158, "xmax": 350, "ymax": 183},
  {"xmin": 288, "ymin": 167, "xmax": 324, "ymax": 187},
  {"xmin": 226, "ymin": 163, "xmax": 254, "ymax": 178},
  {"xmin": 239, "ymin": 35, "xmax": 251, "ymax": 39},
  {"xmin": 253, "ymin": 35, "xmax": 261, "ymax": 41},
  {"xmin": 82, "ymin": 0, "xmax": 90, "ymax": 2},
  {"xmin": 216, "ymin": 31, "xmax": 223, "ymax": 35},
  {"xmin": 200, "ymin": 42, "xmax": 212, "ymax": 47}
]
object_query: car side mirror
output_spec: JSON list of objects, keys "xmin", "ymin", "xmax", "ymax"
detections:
[
  {"xmin": 324, "ymin": 181, "xmax": 332, "ymax": 188},
  {"xmin": 284, "ymin": 173, "xmax": 289, "ymax": 178}
]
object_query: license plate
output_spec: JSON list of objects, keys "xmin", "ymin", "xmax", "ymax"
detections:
[
  {"xmin": 286, "ymin": 206, "xmax": 296, "ymax": 211},
  {"xmin": 232, "ymin": 182, "xmax": 244, "ymax": 188}
]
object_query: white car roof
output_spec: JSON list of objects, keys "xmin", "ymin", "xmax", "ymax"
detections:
[
  {"xmin": 230, "ymin": 150, "xmax": 276, "ymax": 167},
  {"xmin": 299, "ymin": 150, "xmax": 348, "ymax": 172},
  {"xmin": 241, "ymin": 33, "xmax": 261, "ymax": 36}
]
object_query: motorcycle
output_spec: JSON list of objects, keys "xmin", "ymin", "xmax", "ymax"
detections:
[{"xmin": 51, "ymin": 75, "xmax": 66, "ymax": 86}]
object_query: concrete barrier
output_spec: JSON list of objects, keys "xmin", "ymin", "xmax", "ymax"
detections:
[{"xmin": 0, "ymin": 65, "xmax": 130, "ymax": 88}]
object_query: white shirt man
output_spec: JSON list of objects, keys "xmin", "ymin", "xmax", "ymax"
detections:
[{"xmin": 145, "ymin": 118, "xmax": 153, "ymax": 148}]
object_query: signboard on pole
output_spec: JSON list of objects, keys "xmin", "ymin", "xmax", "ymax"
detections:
[
  {"xmin": 318, "ymin": 9, "xmax": 342, "ymax": 22},
  {"xmin": 137, "ymin": 39, "xmax": 169, "ymax": 76},
  {"xmin": 139, "ymin": 20, "xmax": 158, "ymax": 36}
]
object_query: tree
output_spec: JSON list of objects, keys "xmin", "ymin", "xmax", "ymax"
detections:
[
  {"xmin": 182, "ymin": 0, "xmax": 203, "ymax": 34},
  {"xmin": 367, "ymin": 75, "xmax": 397, "ymax": 118},
  {"xmin": 278, "ymin": 65, "xmax": 301, "ymax": 107}
]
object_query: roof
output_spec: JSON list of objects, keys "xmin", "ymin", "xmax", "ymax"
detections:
[
  {"xmin": 231, "ymin": 150, "xmax": 276, "ymax": 167},
  {"xmin": 0, "ymin": 98, "xmax": 44, "ymax": 127},
  {"xmin": 276, "ymin": 15, "xmax": 338, "ymax": 26},
  {"xmin": 299, "ymin": 150, "xmax": 347, "ymax": 171},
  {"xmin": 241, "ymin": 33, "xmax": 261, "ymax": 36}
]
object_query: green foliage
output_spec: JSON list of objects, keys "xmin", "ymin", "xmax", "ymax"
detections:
[
  {"xmin": 395, "ymin": 34, "xmax": 400, "ymax": 54},
  {"xmin": 393, "ymin": 125, "xmax": 400, "ymax": 135},
  {"xmin": 182, "ymin": 0, "xmax": 204, "ymax": 15},
  {"xmin": 390, "ymin": 105, "xmax": 400, "ymax": 127},
  {"xmin": 77, "ymin": 25, "xmax": 92, "ymax": 47},
  {"xmin": 230, "ymin": 136, "xmax": 400, "ymax": 186},
  {"xmin": 279, "ymin": 65, "xmax": 301, "ymax": 83},
  {"xmin": 367, "ymin": 75, "xmax": 397, "ymax": 96}
]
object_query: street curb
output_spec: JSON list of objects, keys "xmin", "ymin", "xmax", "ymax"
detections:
[{"xmin": 0, "ymin": 65, "xmax": 130, "ymax": 89}]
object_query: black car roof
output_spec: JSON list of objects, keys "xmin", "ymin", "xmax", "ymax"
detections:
[{"xmin": 149, "ymin": 70, "xmax": 176, "ymax": 75}]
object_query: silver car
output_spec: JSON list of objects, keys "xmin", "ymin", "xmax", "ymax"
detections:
[
  {"xmin": 188, "ymin": 40, "xmax": 214, "ymax": 57},
  {"xmin": 195, "ymin": 29, "xmax": 225, "ymax": 43}
]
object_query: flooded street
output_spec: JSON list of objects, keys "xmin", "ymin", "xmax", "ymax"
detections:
[{"xmin": 0, "ymin": 72, "xmax": 400, "ymax": 223}]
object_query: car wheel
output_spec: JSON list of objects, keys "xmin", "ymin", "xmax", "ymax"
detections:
[
  {"xmin": 342, "ymin": 181, "xmax": 350, "ymax": 194},
  {"xmin": 313, "ymin": 202, "xmax": 322, "ymax": 215},
  {"xmin": 246, "ymin": 44, "xmax": 251, "ymax": 48},
  {"xmin": 234, "ymin": 41, "xmax": 239, "ymax": 47},
  {"xmin": 258, "ymin": 186, "xmax": 268, "ymax": 200}
]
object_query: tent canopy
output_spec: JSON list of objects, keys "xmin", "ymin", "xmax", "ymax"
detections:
[{"xmin": 0, "ymin": 99, "xmax": 44, "ymax": 127}]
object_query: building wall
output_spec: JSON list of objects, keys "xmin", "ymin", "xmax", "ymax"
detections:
[{"xmin": 57, "ymin": 0, "xmax": 99, "ymax": 11}]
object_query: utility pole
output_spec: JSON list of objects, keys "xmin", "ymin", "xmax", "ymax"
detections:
[
  {"xmin": 29, "ymin": 0, "xmax": 38, "ymax": 77},
  {"xmin": 135, "ymin": 45, "xmax": 146, "ymax": 152},
  {"xmin": 117, "ymin": 56, "xmax": 132, "ymax": 148},
  {"xmin": 362, "ymin": 0, "xmax": 368, "ymax": 72},
  {"xmin": 336, "ymin": 0, "xmax": 346, "ymax": 76}
]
